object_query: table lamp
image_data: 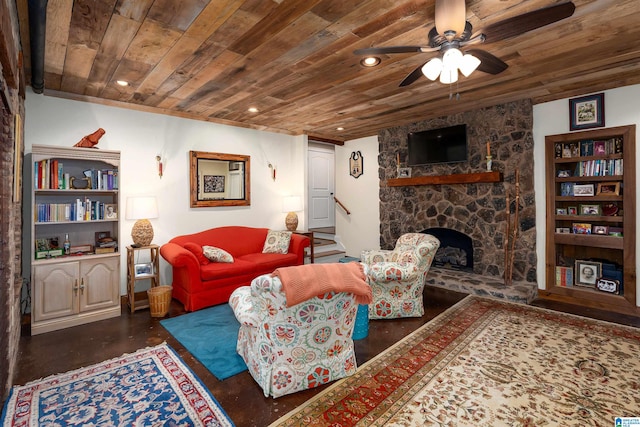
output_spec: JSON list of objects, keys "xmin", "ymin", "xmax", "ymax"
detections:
[
  {"xmin": 126, "ymin": 196, "xmax": 159, "ymax": 247},
  {"xmin": 282, "ymin": 196, "xmax": 303, "ymax": 231}
]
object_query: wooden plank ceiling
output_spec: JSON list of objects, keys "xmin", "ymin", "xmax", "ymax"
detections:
[{"xmin": 16, "ymin": 0, "xmax": 640, "ymax": 141}]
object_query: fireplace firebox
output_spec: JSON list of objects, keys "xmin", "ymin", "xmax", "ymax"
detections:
[{"xmin": 422, "ymin": 228, "xmax": 473, "ymax": 273}]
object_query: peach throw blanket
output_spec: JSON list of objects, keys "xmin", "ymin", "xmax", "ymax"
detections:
[{"xmin": 273, "ymin": 262, "xmax": 372, "ymax": 307}]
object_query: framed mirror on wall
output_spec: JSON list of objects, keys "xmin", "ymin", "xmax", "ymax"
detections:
[{"xmin": 189, "ymin": 151, "xmax": 250, "ymax": 207}]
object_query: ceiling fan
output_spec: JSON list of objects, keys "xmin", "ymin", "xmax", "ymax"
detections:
[{"xmin": 354, "ymin": 0, "xmax": 576, "ymax": 87}]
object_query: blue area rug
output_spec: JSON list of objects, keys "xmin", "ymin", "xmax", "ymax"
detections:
[
  {"xmin": 1, "ymin": 343, "xmax": 234, "ymax": 426},
  {"xmin": 160, "ymin": 304, "xmax": 247, "ymax": 380}
]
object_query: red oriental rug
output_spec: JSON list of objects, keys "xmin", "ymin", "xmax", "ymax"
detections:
[{"xmin": 269, "ymin": 295, "xmax": 640, "ymax": 426}]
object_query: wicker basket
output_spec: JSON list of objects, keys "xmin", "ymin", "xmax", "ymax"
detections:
[{"xmin": 147, "ymin": 285, "xmax": 172, "ymax": 317}]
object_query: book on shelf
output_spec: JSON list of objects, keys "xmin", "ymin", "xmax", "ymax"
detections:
[
  {"xmin": 555, "ymin": 266, "xmax": 573, "ymax": 287},
  {"xmin": 95, "ymin": 247, "xmax": 116, "ymax": 254}
]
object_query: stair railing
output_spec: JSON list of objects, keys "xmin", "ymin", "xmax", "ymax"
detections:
[{"xmin": 333, "ymin": 196, "xmax": 350, "ymax": 215}]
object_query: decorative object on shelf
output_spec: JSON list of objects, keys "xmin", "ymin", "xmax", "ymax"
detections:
[
  {"xmin": 593, "ymin": 225, "xmax": 609, "ymax": 235},
  {"xmin": 349, "ymin": 151, "xmax": 363, "ymax": 178},
  {"xmin": 70, "ymin": 176, "xmax": 91, "ymax": 189},
  {"xmin": 504, "ymin": 169, "xmax": 520, "ymax": 286},
  {"xmin": 575, "ymin": 260, "xmax": 601, "ymax": 288},
  {"xmin": 572, "ymin": 223, "xmax": 592, "ymax": 234},
  {"xmin": 596, "ymin": 278, "xmax": 620, "ymax": 294},
  {"xmin": 569, "ymin": 93, "xmax": 604, "ymax": 131},
  {"xmin": 573, "ymin": 183, "xmax": 594, "ymax": 196},
  {"xmin": 602, "ymin": 202, "xmax": 619, "ymax": 216},
  {"xmin": 397, "ymin": 167, "xmax": 411, "ymax": 178},
  {"xmin": 579, "ymin": 204, "xmax": 600, "ymax": 215},
  {"xmin": 134, "ymin": 262, "xmax": 154, "ymax": 277},
  {"xmin": 105, "ymin": 203, "xmax": 117, "ymax": 219},
  {"xmin": 282, "ymin": 195, "xmax": 303, "ymax": 231},
  {"xmin": 596, "ymin": 182, "xmax": 620, "ymax": 195},
  {"xmin": 126, "ymin": 196, "xmax": 158, "ymax": 247},
  {"xmin": 557, "ymin": 169, "xmax": 571, "ymax": 177},
  {"xmin": 555, "ymin": 208, "xmax": 567, "ymax": 215},
  {"xmin": 74, "ymin": 128, "xmax": 105, "ymax": 148},
  {"xmin": 156, "ymin": 155, "xmax": 163, "ymax": 178},
  {"xmin": 568, "ymin": 206, "xmax": 577, "ymax": 215}
]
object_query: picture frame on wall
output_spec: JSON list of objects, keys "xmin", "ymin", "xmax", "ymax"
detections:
[{"xmin": 569, "ymin": 93, "xmax": 605, "ymax": 131}]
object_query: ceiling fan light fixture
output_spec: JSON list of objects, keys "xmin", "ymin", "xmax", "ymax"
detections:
[
  {"xmin": 442, "ymin": 48, "xmax": 463, "ymax": 69},
  {"xmin": 435, "ymin": 0, "xmax": 466, "ymax": 36},
  {"xmin": 459, "ymin": 54, "xmax": 481, "ymax": 77},
  {"xmin": 360, "ymin": 56, "xmax": 381, "ymax": 67},
  {"xmin": 439, "ymin": 65, "xmax": 458, "ymax": 84},
  {"xmin": 422, "ymin": 58, "xmax": 443, "ymax": 81}
]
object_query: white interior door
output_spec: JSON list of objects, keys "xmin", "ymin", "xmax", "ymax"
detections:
[{"xmin": 308, "ymin": 144, "xmax": 335, "ymax": 229}]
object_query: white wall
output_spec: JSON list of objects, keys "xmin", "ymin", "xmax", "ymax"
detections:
[
  {"xmin": 335, "ymin": 136, "xmax": 380, "ymax": 257},
  {"xmin": 533, "ymin": 83, "xmax": 640, "ymax": 305},
  {"xmin": 24, "ymin": 89, "xmax": 307, "ymax": 293}
]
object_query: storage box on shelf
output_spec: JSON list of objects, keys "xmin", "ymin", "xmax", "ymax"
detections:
[
  {"xmin": 543, "ymin": 125, "xmax": 636, "ymax": 315},
  {"xmin": 25, "ymin": 145, "xmax": 121, "ymax": 334}
]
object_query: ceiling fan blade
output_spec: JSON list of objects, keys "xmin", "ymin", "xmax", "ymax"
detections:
[
  {"xmin": 354, "ymin": 46, "xmax": 425, "ymax": 55},
  {"xmin": 399, "ymin": 62, "xmax": 429, "ymax": 87},
  {"xmin": 466, "ymin": 49, "xmax": 508, "ymax": 74},
  {"xmin": 482, "ymin": 2, "xmax": 575, "ymax": 43},
  {"xmin": 435, "ymin": 0, "xmax": 466, "ymax": 36}
]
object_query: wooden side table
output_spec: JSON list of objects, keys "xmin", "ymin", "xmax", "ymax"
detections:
[
  {"xmin": 292, "ymin": 230, "xmax": 314, "ymax": 263},
  {"xmin": 126, "ymin": 244, "xmax": 160, "ymax": 312}
]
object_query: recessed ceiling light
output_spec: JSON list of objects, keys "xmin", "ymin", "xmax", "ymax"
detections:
[
  {"xmin": 336, "ymin": 127, "xmax": 345, "ymax": 131},
  {"xmin": 116, "ymin": 80, "xmax": 129, "ymax": 86},
  {"xmin": 360, "ymin": 57, "xmax": 381, "ymax": 67},
  {"xmin": 248, "ymin": 107, "xmax": 259, "ymax": 113}
]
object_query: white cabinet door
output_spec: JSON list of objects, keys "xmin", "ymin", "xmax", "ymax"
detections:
[
  {"xmin": 80, "ymin": 257, "xmax": 120, "ymax": 312},
  {"xmin": 33, "ymin": 262, "xmax": 78, "ymax": 322}
]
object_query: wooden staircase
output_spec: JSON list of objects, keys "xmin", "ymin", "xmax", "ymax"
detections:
[{"xmin": 308, "ymin": 227, "xmax": 345, "ymax": 263}]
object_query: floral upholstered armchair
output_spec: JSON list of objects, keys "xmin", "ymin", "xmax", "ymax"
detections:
[
  {"xmin": 229, "ymin": 265, "xmax": 368, "ymax": 398},
  {"xmin": 361, "ymin": 233, "xmax": 440, "ymax": 319}
]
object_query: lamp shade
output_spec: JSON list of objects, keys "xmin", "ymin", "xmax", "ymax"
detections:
[
  {"xmin": 282, "ymin": 196, "xmax": 303, "ymax": 213},
  {"xmin": 126, "ymin": 196, "xmax": 159, "ymax": 247}
]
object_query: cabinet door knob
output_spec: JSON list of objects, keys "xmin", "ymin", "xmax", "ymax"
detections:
[{"xmin": 73, "ymin": 279, "xmax": 79, "ymax": 295}]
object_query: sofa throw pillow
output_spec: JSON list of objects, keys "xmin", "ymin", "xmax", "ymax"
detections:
[
  {"xmin": 262, "ymin": 230, "xmax": 292, "ymax": 254},
  {"xmin": 183, "ymin": 242, "xmax": 210, "ymax": 265},
  {"xmin": 203, "ymin": 246, "xmax": 234, "ymax": 263}
]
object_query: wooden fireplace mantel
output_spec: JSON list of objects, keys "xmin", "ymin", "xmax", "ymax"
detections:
[{"xmin": 384, "ymin": 171, "xmax": 503, "ymax": 187}]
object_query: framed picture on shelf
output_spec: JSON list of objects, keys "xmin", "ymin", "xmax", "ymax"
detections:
[
  {"xmin": 560, "ymin": 182, "xmax": 574, "ymax": 196},
  {"xmin": 134, "ymin": 262, "xmax": 154, "ymax": 277},
  {"xmin": 593, "ymin": 225, "xmax": 609, "ymax": 235},
  {"xmin": 579, "ymin": 140, "xmax": 593, "ymax": 156},
  {"xmin": 596, "ymin": 182, "xmax": 620, "ymax": 195},
  {"xmin": 397, "ymin": 167, "xmax": 411, "ymax": 178},
  {"xmin": 573, "ymin": 184, "xmax": 595, "ymax": 196},
  {"xmin": 569, "ymin": 93, "xmax": 605, "ymax": 131},
  {"xmin": 579, "ymin": 204, "xmax": 601, "ymax": 215},
  {"xmin": 556, "ymin": 208, "xmax": 567, "ymax": 215},
  {"xmin": 568, "ymin": 206, "xmax": 577, "ymax": 215},
  {"xmin": 593, "ymin": 140, "xmax": 606, "ymax": 155},
  {"xmin": 575, "ymin": 260, "xmax": 601, "ymax": 287},
  {"xmin": 572, "ymin": 223, "xmax": 592, "ymax": 234},
  {"xmin": 608, "ymin": 227, "xmax": 623, "ymax": 237},
  {"xmin": 555, "ymin": 227, "xmax": 570, "ymax": 234},
  {"xmin": 105, "ymin": 204, "xmax": 117, "ymax": 219}
]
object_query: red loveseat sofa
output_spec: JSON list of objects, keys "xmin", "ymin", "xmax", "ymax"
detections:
[{"xmin": 160, "ymin": 226, "xmax": 310, "ymax": 311}]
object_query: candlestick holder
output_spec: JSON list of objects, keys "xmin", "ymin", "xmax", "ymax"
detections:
[{"xmin": 486, "ymin": 155, "xmax": 492, "ymax": 171}]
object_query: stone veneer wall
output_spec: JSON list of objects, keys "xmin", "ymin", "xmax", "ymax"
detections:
[{"xmin": 378, "ymin": 99, "xmax": 536, "ymax": 283}]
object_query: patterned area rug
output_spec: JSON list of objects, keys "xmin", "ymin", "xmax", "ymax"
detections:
[
  {"xmin": 270, "ymin": 295, "xmax": 640, "ymax": 426},
  {"xmin": 1, "ymin": 343, "xmax": 234, "ymax": 427}
]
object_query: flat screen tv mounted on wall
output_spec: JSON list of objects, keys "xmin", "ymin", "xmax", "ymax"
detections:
[{"xmin": 407, "ymin": 124, "xmax": 468, "ymax": 166}]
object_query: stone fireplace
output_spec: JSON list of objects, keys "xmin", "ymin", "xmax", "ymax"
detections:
[
  {"xmin": 378, "ymin": 99, "xmax": 537, "ymax": 284},
  {"xmin": 423, "ymin": 228, "xmax": 473, "ymax": 273}
]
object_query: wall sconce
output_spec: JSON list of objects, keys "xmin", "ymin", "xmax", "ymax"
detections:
[
  {"xmin": 126, "ymin": 196, "xmax": 159, "ymax": 247},
  {"xmin": 156, "ymin": 155, "xmax": 164, "ymax": 178},
  {"xmin": 282, "ymin": 196, "xmax": 303, "ymax": 231}
]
